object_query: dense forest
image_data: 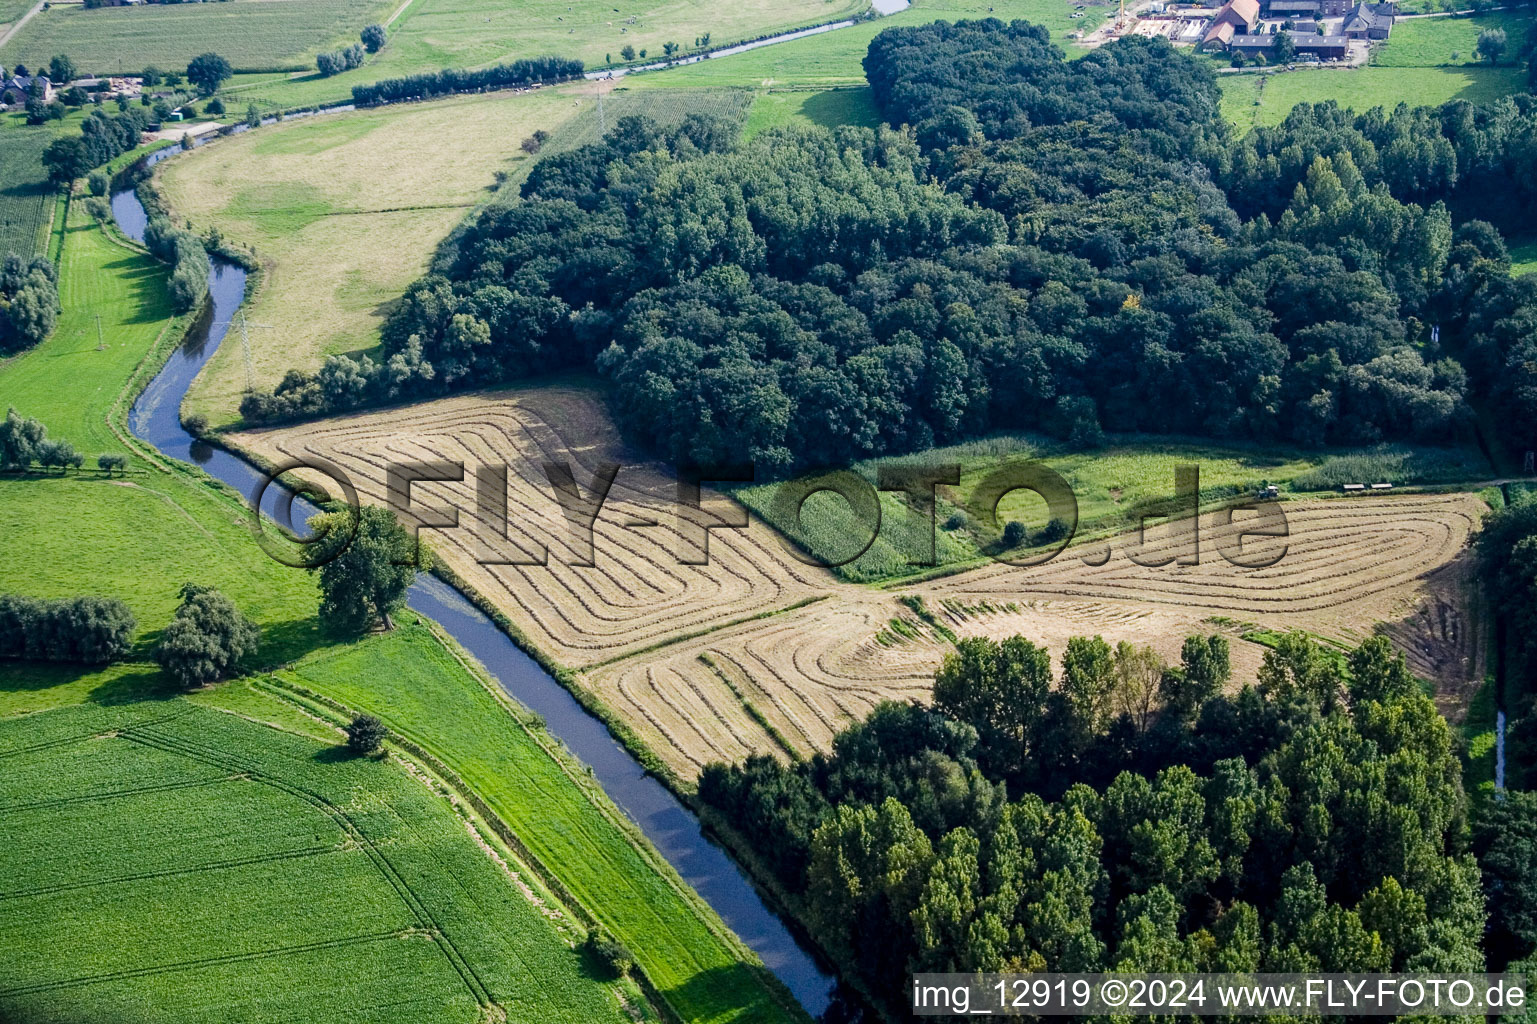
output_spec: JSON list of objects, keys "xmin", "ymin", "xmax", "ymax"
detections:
[
  {"xmin": 699, "ymin": 631, "xmax": 1536, "ymax": 1017},
  {"xmin": 1478, "ymin": 496, "xmax": 1537, "ymax": 792},
  {"xmin": 242, "ymin": 20, "xmax": 1537, "ymax": 470}
]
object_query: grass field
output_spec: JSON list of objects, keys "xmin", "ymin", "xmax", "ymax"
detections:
[
  {"xmin": 1373, "ymin": 10, "xmax": 1535, "ymax": 67},
  {"xmin": 176, "ymin": 0, "xmax": 871, "ymax": 112},
  {"xmin": 732, "ymin": 435, "xmax": 1488, "ymax": 584},
  {"xmin": 742, "ymin": 86, "xmax": 879, "ymax": 137},
  {"xmin": 0, "ymin": 699, "xmax": 636, "ymax": 1024},
  {"xmin": 155, "ymin": 88, "xmax": 587, "ymax": 427},
  {"xmin": 371, "ymin": 0, "xmax": 865, "ymax": 83},
  {"xmin": 1512, "ymin": 236, "xmax": 1537, "ymax": 276},
  {"xmin": 1218, "ymin": 64, "xmax": 1529, "ymax": 130},
  {"xmin": 0, "ymin": 209, "xmax": 325, "ymax": 708},
  {"xmin": 281, "ymin": 622, "xmax": 807, "ymax": 1024},
  {"xmin": 631, "ymin": 0, "xmax": 1107, "ymax": 91},
  {"xmin": 0, "ymin": 0, "xmax": 396, "ymax": 73},
  {"xmin": 0, "ymin": 205, "xmax": 185, "ymax": 455}
]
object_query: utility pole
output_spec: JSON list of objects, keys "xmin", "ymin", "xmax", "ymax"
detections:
[
  {"xmin": 596, "ymin": 79, "xmax": 606, "ymax": 137},
  {"xmin": 95, "ymin": 314, "xmax": 105, "ymax": 350},
  {"xmin": 213, "ymin": 311, "xmax": 274, "ymax": 392}
]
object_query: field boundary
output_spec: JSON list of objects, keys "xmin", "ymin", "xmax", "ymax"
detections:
[{"xmin": 258, "ymin": 662, "xmax": 726, "ymax": 1024}]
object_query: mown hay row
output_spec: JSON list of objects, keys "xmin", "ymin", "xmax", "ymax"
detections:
[{"xmin": 234, "ymin": 387, "xmax": 1484, "ymax": 779}]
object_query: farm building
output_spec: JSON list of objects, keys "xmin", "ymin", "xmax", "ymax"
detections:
[
  {"xmin": 1229, "ymin": 30, "xmax": 1349, "ymax": 56},
  {"xmin": 1267, "ymin": 1, "xmax": 1322, "ymax": 17},
  {"xmin": 1342, "ymin": 2, "xmax": 1395, "ymax": 39},
  {"xmin": 1266, "ymin": 0, "xmax": 1351, "ymax": 14},
  {"xmin": 0, "ymin": 74, "xmax": 51, "ymax": 105},
  {"xmin": 1201, "ymin": 0, "xmax": 1260, "ymax": 49}
]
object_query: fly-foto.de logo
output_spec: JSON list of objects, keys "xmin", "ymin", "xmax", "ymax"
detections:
[{"xmin": 247, "ymin": 458, "xmax": 1289, "ymax": 571}]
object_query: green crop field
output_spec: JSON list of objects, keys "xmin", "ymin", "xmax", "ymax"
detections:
[
  {"xmin": 742, "ymin": 86, "xmax": 879, "ymax": 136},
  {"xmin": 1219, "ymin": 64, "xmax": 1529, "ymax": 131},
  {"xmin": 0, "ymin": 128, "xmax": 58, "ymax": 259},
  {"xmin": 0, "ymin": 700, "xmax": 635, "ymax": 1024},
  {"xmin": 281, "ymin": 623, "xmax": 807, "ymax": 1024},
  {"xmin": 731, "ymin": 436, "xmax": 1490, "ymax": 583},
  {"xmin": 1373, "ymin": 10, "xmax": 1535, "ymax": 67},
  {"xmin": 0, "ymin": 0, "xmax": 397, "ymax": 73}
]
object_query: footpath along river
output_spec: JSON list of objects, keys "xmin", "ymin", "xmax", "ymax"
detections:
[{"xmin": 112, "ymin": 156, "xmax": 844, "ymax": 1020}]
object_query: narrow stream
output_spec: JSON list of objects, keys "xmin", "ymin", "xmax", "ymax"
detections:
[{"xmin": 114, "ymin": 159, "xmax": 842, "ymax": 1019}]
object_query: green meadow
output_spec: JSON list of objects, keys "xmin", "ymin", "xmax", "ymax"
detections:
[
  {"xmin": 0, "ymin": 700, "xmax": 635, "ymax": 1024},
  {"xmin": 1219, "ymin": 64, "xmax": 1529, "ymax": 131},
  {"xmin": 281, "ymin": 623, "xmax": 807, "ymax": 1024},
  {"xmin": 732, "ymin": 436, "xmax": 1490, "ymax": 584},
  {"xmin": 0, "ymin": 206, "xmax": 324, "ymax": 709},
  {"xmin": 742, "ymin": 87, "xmax": 880, "ymax": 137},
  {"xmin": 0, "ymin": 205, "xmax": 799, "ymax": 1024},
  {"xmin": 1373, "ymin": 10, "xmax": 1535, "ymax": 67}
]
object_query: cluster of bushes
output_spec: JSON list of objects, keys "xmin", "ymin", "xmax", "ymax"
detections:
[
  {"xmin": 153, "ymin": 583, "xmax": 260, "ymax": 689},
  {"xmin": 700, "ymin": 632, "xmax": 1495, "ymax": 1016},
  {"xmin": 316, "ymin": 43, "xmax": 365, "ymax": 78},
  {"xmin": 0, "ymin": 408, "xmax": 79, "ymax": 472},
  {"xmin": 0, "ymin": 257, "xmax": 58, "ymax": 356},
  {"xmin": 0, "ymin": 594, "xmax": 135, "ymax": 664},
  {"xmin": 142, "ymin": 216, "xmax": 209, "ymax": 313},
  {"xmin": 43, "ymin": 106, "xmax": 155, "ymax": 184},
  {"xmin": 350, "ymin": 55, "xmax": 583, "ymax": 106}
]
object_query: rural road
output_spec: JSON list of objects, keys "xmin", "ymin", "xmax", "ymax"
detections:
[{"xmin": 0, "ymin": 0, "xmax": 45, "ymax": 50}]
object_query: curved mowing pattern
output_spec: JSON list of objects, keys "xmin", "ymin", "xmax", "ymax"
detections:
[
  {"xmin": 236, "ymin": 388, "xmax": 1484, "ymax": 778},
  {"xmin": 234, "ymin": 387, "xmax": 834, "ymax": 667}
]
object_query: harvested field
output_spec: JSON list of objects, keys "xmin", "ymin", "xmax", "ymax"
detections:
[
  {"xmin": 230, "ymin": 386, "xmax": 835, "ymax": 668},
  {"xmin": 233, "ymin": 386, "xmax": 1487, "ymax": 778}
]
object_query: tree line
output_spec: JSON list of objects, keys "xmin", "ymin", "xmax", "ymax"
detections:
[
  {"xmin": 240, "ymin": 23, "xmax": 1531, "ymax": 469},
  {"xmin": 349, "ymin": 55, "xmax": 584, "ymax": 107},
  {"xmin": 0, "ymin": 256, "xmax": 58, "ymax": 357},
  {"xmin": 0, "ymin": 593, "xmax": 135, "ymax": 663},
  {"xmin": 0, "ymin": 408, "xmax": 82, "ymax": 471},
  {"xmin": 697, "ymin": 631, "xmax": 1525, "ymax": 1018},
  {"xmin": 1478, "ymin": 497, "xmax": 1537, "ymax": 793},
  {"xmin": 142, "ymin": 214, "xmax": 209, "ymax": 313}
]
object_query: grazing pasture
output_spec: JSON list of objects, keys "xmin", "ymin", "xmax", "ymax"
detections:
[
  {"xmin": 0, "ymin": 205, "xmax": 183, "ymax": 455},
  {"xmin": 634, "ymin": 0, "xmax": 1109, "ymax": 90},
  {"xmin": 369, "ymin": 0, "xmax": 866, "ymax": 83},
  {"xmin": 232, "ymin": 383, "xmax": 1488, "ymax": 779},
  {"xmin": 283, "ymin": 622, "xmax": 806, "ymax": 1024},
  {"xmin": 0, "ymin": 210, "xmax": 322, "ymax": 710},
  {"xmin": 0, "ymin": 700, "xmax": 633, "ymax": 1024},
  {"xmin": 155, "ymin": 88, "xmax": 585, "ymax": 427},
  {"xmin": 0, "ymin": 0, "xmax": 395, "ymax": 72},
  {"xmin": 742, "ymin": 87, "xmax": 880, "ymax": 137},
  {"xmin": 1373, "ymin": 10, "xmax": 1535, "ymax": 67},
  {"xmin": 1219, "ymin": 65, "xmax": 1529, "ymax": 131}
]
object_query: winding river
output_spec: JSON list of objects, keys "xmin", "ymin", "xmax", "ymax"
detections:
[{"xmin": 112, "ymin": 157, "xmax": 842, "ymax": 1020}]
